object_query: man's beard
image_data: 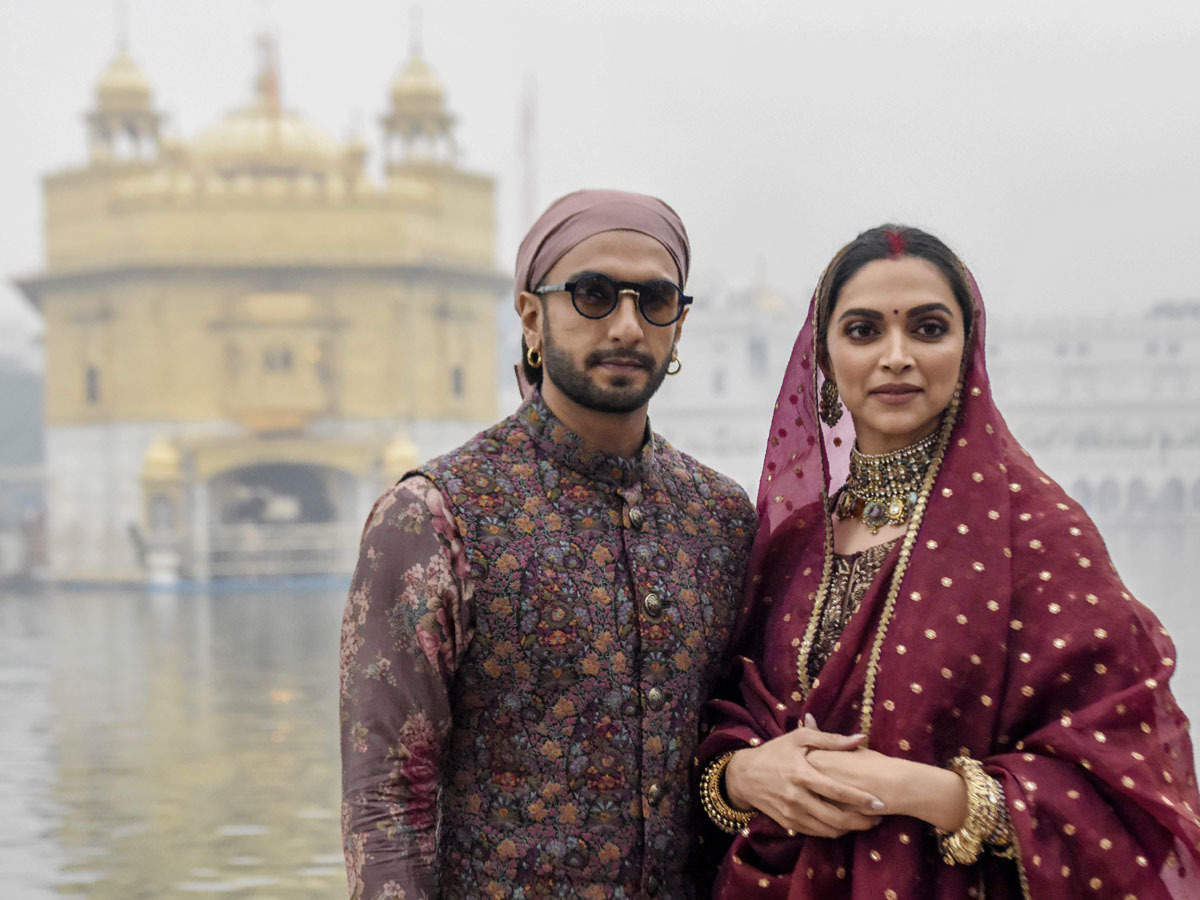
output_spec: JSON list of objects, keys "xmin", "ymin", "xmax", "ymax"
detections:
[{"xmin": 542, "ymin": 328, "xmax": 672, "ymax": 414}]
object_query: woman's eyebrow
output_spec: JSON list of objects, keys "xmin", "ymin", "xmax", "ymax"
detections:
[
  {"xmin": 907, "ymin": 302, "xmax": 954, "ymax": 318},
  {"xmin": 837, "ymin": 307, "xmax": 884, "ymax": 322}
]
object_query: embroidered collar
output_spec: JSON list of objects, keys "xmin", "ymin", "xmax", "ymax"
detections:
[{"xmin": 517, "ymin": 390, "xmax": 658, "ymax": 489}]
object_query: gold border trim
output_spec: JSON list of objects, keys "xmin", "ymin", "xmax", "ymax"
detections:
[
  {"xmin": 793, "ymin": 375, "xmax": 963, "ymax": 740},
  {"xmin": 1007, "ymin": 820, "xmax": 1034, "ymax": 899},
  {"xmin": 857, "ymin": 385, "xmax": 960, "ymax": 738}
]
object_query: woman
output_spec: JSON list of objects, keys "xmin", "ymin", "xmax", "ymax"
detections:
[{"xmin": 697, "ymin": 225, "xmax": 1200, "ymax": 897}]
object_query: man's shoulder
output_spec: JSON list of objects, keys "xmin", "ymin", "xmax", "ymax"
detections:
[
  {"xmin": 362, "ymin": 474, "xmax": 440, "ymax": 536},
  {"xmin": 652, "ymin": 436, "xmax": 755, "ymax": 516},
  {"xmin": 420, "ymin": 410, "xmax": 528, "ymax": 477}
]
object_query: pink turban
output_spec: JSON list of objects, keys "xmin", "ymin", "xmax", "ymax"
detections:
[{"xmin": 513, "ymin": 189, "xmax": 691, "ymax": 310}]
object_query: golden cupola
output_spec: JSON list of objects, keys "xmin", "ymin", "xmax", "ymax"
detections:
[
  {"xmin": 86, "ymin": 45, "xmax": 162, "ymax": 163},
  {"xmin": 381, "ymin": 44, "xmax": 457, "ymax": 167},
  {"xmin": 189, "ymin": 34, "xmax": 362, "ymax": 181}
]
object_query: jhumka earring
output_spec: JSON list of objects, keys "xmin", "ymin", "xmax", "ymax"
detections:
[
  {"xmin": 666, "ymin": 351, "xmax": 681, "ymax": 375},
  {"xmin": 819, "ymin": 378, "xmax": 843, "ymax": 426},
  {"xmin": 526, "ymin": 346, "xmax": 542, "ymax": 368}
]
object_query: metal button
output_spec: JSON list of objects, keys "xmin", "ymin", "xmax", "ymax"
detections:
[
  {"xmin": 646, "ymin": 686, "xmax": 666, "ymax": 710},
  {"xmin": 646, "ymin": 782, "xmax": 664, "ymax": 805},
  {"xmin": 642, "ymin": 592, "xmax": 663, "ymax": 618},
  {"xmin": 628, "ymin": 507, "xmax": 645, "ymax": 529}
]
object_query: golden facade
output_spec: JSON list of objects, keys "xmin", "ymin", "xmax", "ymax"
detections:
[{"xmin": 16, "ymin": 37, "xmax": 504, "ymax": 582}]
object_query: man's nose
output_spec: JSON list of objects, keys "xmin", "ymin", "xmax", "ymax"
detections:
[{"xmin": 606, "ymin": 290, "xmax": 646, "ymax": 342}]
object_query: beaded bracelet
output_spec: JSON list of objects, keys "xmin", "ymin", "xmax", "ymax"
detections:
[
  {"xmin": 699, "ymin": 751, "xmax": 755, "ymax": 835},
  {"xmin": 938, "ymin": 755, "xmax": 1004, "ymax": 865}
]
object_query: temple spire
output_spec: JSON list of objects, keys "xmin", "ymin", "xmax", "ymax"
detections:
[{"xmin": 254, "ymin": 32, "xmax": 281, "ymax": 113}]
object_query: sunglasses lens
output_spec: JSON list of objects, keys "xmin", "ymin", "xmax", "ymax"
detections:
[
  {"xmin": 639, "ymin": 282, "xmax": 682, "ymax": 325},
  {"xmin": 571, "ymin": 275, "xmax": 617, "ymax": 318}
]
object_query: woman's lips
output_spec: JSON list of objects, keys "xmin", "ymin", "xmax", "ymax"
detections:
[{"xmin": 869, "ymin": 384, "xmax": 922, "ymax": 405}]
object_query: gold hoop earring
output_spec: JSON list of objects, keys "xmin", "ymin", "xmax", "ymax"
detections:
[
  {"xmin": 819, "ymin": 378, "xmax": 843, "ymax": 426},
  {"xmin": 666, "ymin": 351, "xmax": 681, "ymax": 375},
  {"xmin": 526, "ymin": 346, "xmax": 542, "ymax": 368}
]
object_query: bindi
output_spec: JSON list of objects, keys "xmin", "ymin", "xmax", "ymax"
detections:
[{"xmin": 892, "ymin": 308, "xmax": 899, "ymax": 315}]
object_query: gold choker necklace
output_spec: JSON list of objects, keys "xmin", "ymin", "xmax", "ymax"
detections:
[{"xmin": 834, "ymin": 431, "xmax": 939, "ymax": 534}]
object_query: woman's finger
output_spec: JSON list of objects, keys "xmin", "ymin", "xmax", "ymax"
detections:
[
  {"xmin": 798, "ymin": 765, "xmax": 885, "ymax": 812},
  {"xmin": 783, "ymin": 788, "xmax": 881, "ymax": 834},
  {"xmin": 797, "ymin": 729, "xmax": 867, "ymax": 752}
]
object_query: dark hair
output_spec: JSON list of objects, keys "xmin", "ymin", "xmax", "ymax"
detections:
[{"xmin": 815, "ymin": 224, "xmax": 975, "ymax": 357}]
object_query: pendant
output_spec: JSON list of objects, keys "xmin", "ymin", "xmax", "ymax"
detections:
[{"xmin": 863, "ymin": 502, "xmax": 887, "ymax": 534}]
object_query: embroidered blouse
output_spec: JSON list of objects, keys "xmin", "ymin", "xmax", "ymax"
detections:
[{"xmin": 807, "ymin": 539, "xmax": 898, "ymax": 682}]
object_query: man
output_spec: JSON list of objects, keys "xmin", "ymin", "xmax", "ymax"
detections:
[{"xmin": 341, "ymin": 190, "xmax": 756, "ymax": 898}]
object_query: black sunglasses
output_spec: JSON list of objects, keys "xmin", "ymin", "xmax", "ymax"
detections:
[{"xmin": 534, "ymin": 272, "xmax": 692, "ymax": 326}]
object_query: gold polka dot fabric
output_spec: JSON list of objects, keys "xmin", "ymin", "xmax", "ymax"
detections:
[{"xmin": 699, "ymin": 275, "xmax": 1200, "ymax": 898}]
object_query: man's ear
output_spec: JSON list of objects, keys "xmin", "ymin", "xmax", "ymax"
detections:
[
  {"xmin": 672, "ymin": 306, "xmax": 689, "ymax": 345},
  {"xmin": 516, "ymin": 291, "xmax": 544, "ymax": 351}
]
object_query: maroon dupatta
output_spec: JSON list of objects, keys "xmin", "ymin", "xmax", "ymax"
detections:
[{"xmin": 699, "ymin": 277, "xmax": 1200, "ymax": 898}]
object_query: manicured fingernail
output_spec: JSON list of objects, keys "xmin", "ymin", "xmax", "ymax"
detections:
[
  {"xmin": 805, "ymin": 713, "xmax": 817, "ymax": 728},
  {"xmin": 871, "ymin": 799, "xmax": 885, "ymax": 810},
  {"xmin": 850, "ymin": 733, "xmax": 866, "ymax": 740}
]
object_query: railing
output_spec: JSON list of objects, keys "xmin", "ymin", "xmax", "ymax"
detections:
[{"xmin": 208, "ymin": 521, "xmax": 360, "ymax": 578}]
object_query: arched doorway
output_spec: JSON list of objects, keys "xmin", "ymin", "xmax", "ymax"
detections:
[{"xmin": 207, "ymin": 462, "xmax": 359, "ymax": 577}]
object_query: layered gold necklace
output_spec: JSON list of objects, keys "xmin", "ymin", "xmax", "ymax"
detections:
[{"xmin": 833, "ymin": 431, "xmax": 939, "ymax": 534}]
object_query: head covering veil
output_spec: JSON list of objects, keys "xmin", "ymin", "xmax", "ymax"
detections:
[
  {"xmin": 514, "ymin": 189, "xmax": 691, "ymax": 307},
  {"xmin": 703, "ymin": 262, "xmax": 1200, "ymax": 898}
]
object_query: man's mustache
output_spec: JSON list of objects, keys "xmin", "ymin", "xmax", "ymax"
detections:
[{"xmin": 585, "ymin": 349, "xmax": 655, "ymax": 369}]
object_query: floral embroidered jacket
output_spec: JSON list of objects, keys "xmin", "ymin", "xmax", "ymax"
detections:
[{"xmin": 341, "ymin": 393, "xmax": 757, "ymax": 899}]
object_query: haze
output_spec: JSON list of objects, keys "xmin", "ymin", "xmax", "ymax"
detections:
[{"xmin": 2, "ymin": 0, "xmax": 1198, "ymax": 363}]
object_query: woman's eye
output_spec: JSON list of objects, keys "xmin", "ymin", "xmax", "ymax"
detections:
[
  {"xmin": 914, "ymin": 319, "xmax": 949, "ymax": 338},
  {"xmin": 845, "ymin": 322, "xmax": 876, "ymax": 339}
]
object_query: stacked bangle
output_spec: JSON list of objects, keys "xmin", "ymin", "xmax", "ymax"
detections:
[
  {"xmin": 700, "ymin": 751, "xmax": 756, "ymax": 835},
  {"xmin": 937, "ymin": 755, "xmax": 1012, "ymax": 865}
]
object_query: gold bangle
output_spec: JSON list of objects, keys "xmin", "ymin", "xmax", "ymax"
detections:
[
  {"xmin": 986, "ymin": 783, "xmax": 1016, "ymax": 857},
  {"xmin": 937, "ymin": 755, "xmax": 1003, "ymax": 865},
  {"xmin": 700, "ymin": 751, "xmax": 755, "ymax": 835}
]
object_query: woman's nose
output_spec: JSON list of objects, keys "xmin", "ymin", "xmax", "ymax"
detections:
[{"xmin": 880, "ymin": 329, "xmax": 914, "ymax": 371}]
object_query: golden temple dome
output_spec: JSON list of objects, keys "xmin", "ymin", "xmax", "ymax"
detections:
[
  {"xmin": 190, "ymin": 104, "xmax": 346, "ymax": 174},
  {"xmin": 391, "ymin": 55, "xmax": 445, "ymax": 102},
  {"xmin": 388, "ymin": 53, "xmax": 451, "ymax": 122},
  {"xmin": 188, "ymin": 34, "xmax": 350, "ymax": 175},
  {"xmin": 95, "ymin": 50, "xmax": 153, "ymax": 111},
  {"xmin": 381, "ymin": 48, "xmax": 455, "ymax": 156}
]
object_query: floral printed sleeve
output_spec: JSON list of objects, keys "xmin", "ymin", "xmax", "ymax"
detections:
[{"xmin": 340, "ymin": 475, "xmax": 473, "ymax": 900}]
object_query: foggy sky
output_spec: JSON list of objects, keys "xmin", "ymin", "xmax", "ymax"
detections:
[{"xmin": 2, "ymin": 0, "xmax": 1198, "ymax": 363}]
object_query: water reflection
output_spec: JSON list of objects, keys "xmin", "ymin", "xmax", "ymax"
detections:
[
  {"xmin": 2, "ymin": 526, "xmax": 1198, "ymax": 897},
  {"xmin": 0, "ymin": 584, "xmax": 346, "ymax": 897}
]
